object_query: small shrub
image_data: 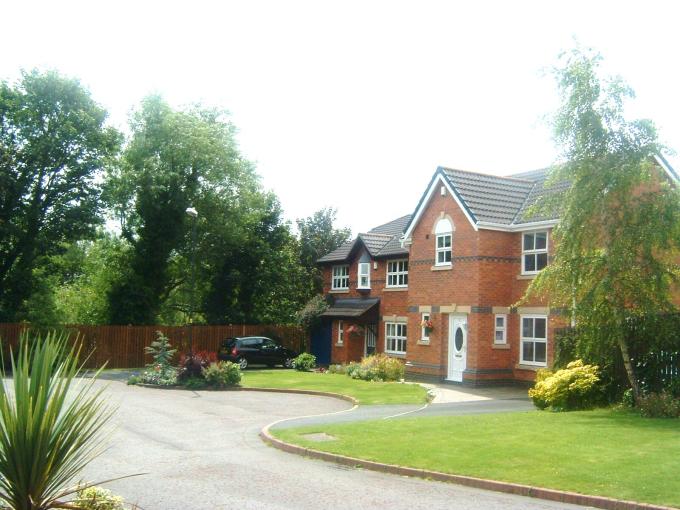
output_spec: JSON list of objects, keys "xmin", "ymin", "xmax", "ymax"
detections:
[
  {"xmin": 183, "ymin": 376, "xmax": 208, "ymax": 390},
  {"xmin": 73, "ymin": 486, "xmax": 125, "ymax": 510},
  {"xmin": 637, "ymin": 391, "xmax": 680, "ymax": 418},
  {"xmin": 141, "ymin": 332, "xmax": 178, "ymax": 386},
  {"xmin": 139, "ymin": 366, "xmax": 178, "ymax": 386},
  {"xmin": 293, "ymin": 352, "xmax": 316, "ymax": 371},
  {"xmin": 621, "ymin": 388, "xmax": 635, "ymax": 408},
  {"xmin": 327, "ymin": 364, "xmax": 347, "ymax": 375},
  {"xmin": 127, "ymin": 375, "xmax": 141, "ymax": 386},
  {"xmin": 347, "ymin": 354, "xmax": 404, "ymax": 382},
  {"xmin": 178, "ymin": 350, "xmax": 217, "ymax": 381},
  {"xmin": 202, "ymin": 361, "xmax": 242, "ymax": 387},
  {"xmin": 528, "ymin": 359, "xmax": 600, "ymax": 411},
  {"xmin": 145, "ymin": 331, "xmax": 176, "ymax": 367}
]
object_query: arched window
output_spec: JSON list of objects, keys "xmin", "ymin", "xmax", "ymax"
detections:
[{"xmin": 434, "ymin": 218, "xmax": 452, "ymax": 265}]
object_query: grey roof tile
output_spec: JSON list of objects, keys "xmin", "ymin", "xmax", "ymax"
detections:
[
  {"xmin": 375, "ymin": 236, "xmax": 408, "ymax": 257},
  {"xmin": 320, "ymin": 298, "xmax": 380, "ymax": 318},
  {"xmin": 441, "ymin": 168, "xmax": 536, "ymax": 224},
  {"xmin": 368, "ymin": 215, "xmax": 412, "ymax": 236},
  {"xmin": 316, "ymin": 239, "xmax": 357, "ymax": 263},
  {"xmin": 317, "ymin": 214, "xmax": 411, "ymax": 263},
  {"xmin": 358, "ymin": 232, "xmax": 392, "ymax": 255}
]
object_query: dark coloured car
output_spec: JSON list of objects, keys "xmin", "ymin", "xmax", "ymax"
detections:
[{"xmin": 217, "ymin": 336, "xmax": 297, "ymax": 370}]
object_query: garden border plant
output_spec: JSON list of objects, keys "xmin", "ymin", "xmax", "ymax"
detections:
[
  {"xmin": 0, "ymin": 331, "xmax": 138, "ymax": 510},
  {"xmin": 128, "ymin": 333, "xmax": 242, "ymax": 390}
]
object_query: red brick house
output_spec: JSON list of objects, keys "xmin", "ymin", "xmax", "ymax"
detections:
[{"xmin": 315, "ymin": 156, "xmax": 679, "ymax": 385}]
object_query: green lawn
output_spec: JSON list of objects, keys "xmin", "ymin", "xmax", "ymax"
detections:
[
  {"xmin": 273, "ymin": 409, "xmax": 680, "ymax": 508},
  {"xmin": 241, "ymin": 369, "xmax": 428, "ymax": 405}
]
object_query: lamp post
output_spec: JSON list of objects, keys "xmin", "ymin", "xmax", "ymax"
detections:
[{"xmin": 186, "ymin": 207, "xmax": 198, "ymax": 355}]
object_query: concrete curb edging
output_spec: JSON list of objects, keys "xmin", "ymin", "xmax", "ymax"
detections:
[
  {"xmin": 260, "ymin": 426, "xmax": 675, "ymax": 510},
  {"xmin": 133, "ymin": 383, "xmax": 359, "ymax": 405}
]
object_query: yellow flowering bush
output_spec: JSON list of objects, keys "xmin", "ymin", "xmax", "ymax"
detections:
[{"xmin": 528, "ymin": 360, "xmax": 601, "ymax": 411}]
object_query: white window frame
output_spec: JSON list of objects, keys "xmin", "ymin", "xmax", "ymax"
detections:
[
  {"xmin": 385, "ymin": 322, "xmax": 407, "ymax": 355},
  {"xmin": 331, "ymin": 265, "xmax": 349, "ymax": 290},
  {"xmin": 435, "ymin": 233, "xmax": 452, "ymax": 266},
  {"xmin": 520, "ymin": 315, "xmax": 548, "ymax": 366},
  {"xmin": 421, "ymin": 312, "xmax": 431, "ymax": 341},
  {"xmin": 386, "ymin": 259, "xmax": 409, "ymax": 288},
  {"xmin": 337, "ymin": 320, "xmax": 344, "ymax": 345},
  {"xmin": 357, "ymin": 262, "xmax": 371, "ymax": 289},
  {"xmin": 521, "ymin": 231, "xmax": 548, "ymax": 275},
  {"xmin": 494, "ymin": 314, "xmax": 507, "ymax": 345}
]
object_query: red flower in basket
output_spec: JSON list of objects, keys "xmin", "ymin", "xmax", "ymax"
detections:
[
  {"xmin": 346, "ymin": 324, "xmax": 364, "ymax": 336},
  {"xmin": 420, "ymin": 319, "xmax": 434, "ymax": 330}
]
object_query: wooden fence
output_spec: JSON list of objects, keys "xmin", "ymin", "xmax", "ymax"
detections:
[{"xmin": 0, "ymin": 323, "xmax": 307, "ymax": 369}]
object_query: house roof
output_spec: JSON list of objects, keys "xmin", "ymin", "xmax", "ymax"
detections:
[
  {"xmin": 317, "ymin": 215, "xmax": 412, "ymax": 264},
  {"xmin": 320, "ymin": 298, "xmax": 380, "ymax": 319}
]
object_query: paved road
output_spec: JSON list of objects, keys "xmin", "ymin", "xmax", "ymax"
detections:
[{"xmin": 80, "ymin": 381, "xmax": 586, "ymax": 510}]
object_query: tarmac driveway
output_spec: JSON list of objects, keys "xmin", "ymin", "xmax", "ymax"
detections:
[{"xmin": 82, "ymin": 380, "xmax": 585, "ymax": 510}]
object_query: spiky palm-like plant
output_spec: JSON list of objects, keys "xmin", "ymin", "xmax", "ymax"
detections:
[{"xmin": 0, "ymin": 332, "xmax": 114, "ymax": 509}]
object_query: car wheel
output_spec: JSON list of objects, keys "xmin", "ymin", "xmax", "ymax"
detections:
[
  {"xmin": 238, "ymin": 357, "xmax": 248, "ymax": 370},
  {"xmin": 283, "ymin": 357, "xmax": 294, "ymax": 369}
]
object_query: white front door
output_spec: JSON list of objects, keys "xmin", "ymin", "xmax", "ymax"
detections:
[{"xmin": 448, "ymin": 315, "xmax": 467, "ymax": 382}]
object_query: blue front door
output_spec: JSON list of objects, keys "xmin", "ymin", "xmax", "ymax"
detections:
[{"xmin": 310, "ymin": 320, "xmax": 332, "ymax": 365}]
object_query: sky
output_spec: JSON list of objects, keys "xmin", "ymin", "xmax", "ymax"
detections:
[{"xmin": 2, "ymin": 0, "xmax": 679, "ymax": 234}]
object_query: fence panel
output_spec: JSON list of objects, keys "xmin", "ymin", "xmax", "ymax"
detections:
[{"xmin": 0, "ymin": 323, "xmax": 307, "ymax": 369}]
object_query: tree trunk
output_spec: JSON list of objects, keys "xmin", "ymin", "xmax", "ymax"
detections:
[{"xmin": 618, "ymin": 335, "xmax": 640, "ymax": 401}]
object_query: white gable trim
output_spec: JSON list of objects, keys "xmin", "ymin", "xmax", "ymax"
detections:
[
  {"xmin": 402, "ymin": 172, "xmax": 478, "ymax": 245},
  {"xmin": 654, "ymin": 155, "xmax": 679, "ymax": 183},
  {"xmin": 477, "ymin": 219, "xmax": 559, "ymax": 232}
]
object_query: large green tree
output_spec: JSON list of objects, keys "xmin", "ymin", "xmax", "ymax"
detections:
[
  {"xmin": 0, "ymin": 70, "xmax": 121, "ymax": 321},
  {"xmin": 296, "ymin": 208, "xmax": 351, "ymax": 295},
  {"xmin": 524, "ymin": 48, "xmax": 680, "ymax": 399},
  {"xmin": 106, "ymin": 96, "xmax": 255, "ymax": 324},
  {"xmin": 106, "ymin": 96, "xmax": 307, "ymax": 325}
]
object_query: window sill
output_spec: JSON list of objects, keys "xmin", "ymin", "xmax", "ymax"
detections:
[
  {"xmin": 515, "ymin": 363, "xmax": 546, "ymax": 371},
  {"xmin": 417, "ymin": 339, "xmax": 430, "ymax": 346},
  {"xmin": 516, "ymin": 274, "xmax": 536, "ymax": 280},
  {"xmin": 357, "ymin": 287, "xmax": 371, "ymax": 291},
  {"xmin": 431, "ymin": 264, "xmax": 452, "ymax": 271},
  {"xmin": 335, "ymin": 343, "xmax": 344, "ymax": 347},
  {"xmin": 384, "ymin": 287, "xmax": 408, "ymax": 292},
  {"xmin": 385, "ymin": 352, "xmax": 406, "ymax": 358},
  {"xmin": 492, "ymin": 344, "xmax": 510, "ymax": 350},
  {"xmin": 329, "ymin": 289, "xmax": 349, "ymax": 293}
]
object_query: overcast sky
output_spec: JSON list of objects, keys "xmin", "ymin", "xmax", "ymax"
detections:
[{"xmin": 3, "ymin": 0, "xmax": 678, "ymax": 234}]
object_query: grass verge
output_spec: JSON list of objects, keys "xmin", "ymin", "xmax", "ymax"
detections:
[
  {"xmin": 273, "ymin": 408, "xmax": 680, "ymax": 508},
  {"xmin": 241, "ymin": 369, "xmax": 428, "ymax": 405}
]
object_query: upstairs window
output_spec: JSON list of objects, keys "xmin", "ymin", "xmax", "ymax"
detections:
[
  {"xmin": 522, "ymin": 231, "xmax": 548, "ymax": 274},
  {"xmin": 357, "ymin": 262, "xmax": 371, "ymax": 289},
  {"xmin": 435, "ymin": 218, "xmax": 453, "ymax": 266},
  {"xmin": 331, "ymin": 265, "xmax": 349, "ymax": 290},
  {"xmin": 386, "ymin": 260, "xmax": 408, "ymax": 287}
]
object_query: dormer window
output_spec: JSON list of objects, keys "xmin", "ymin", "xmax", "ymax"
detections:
[
  {"xmin": 522, "ymin": 231, "xmax": 548, "ymax": 274},
  {"xmin": 331, "ymin": 265, "xmax": 349, "ymax": 290},
  {"xmin": 435, "ymin": 218, "xmax": 452, "ymax": 266},
  {"xmin": 357, "ymin": 262, "xmax": 371, "ymax": 289}
]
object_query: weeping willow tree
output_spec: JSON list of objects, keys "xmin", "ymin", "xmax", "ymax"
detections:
[{"xmin": 523, "ymin": 47, "xmax": 680, "ymax": 400}]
